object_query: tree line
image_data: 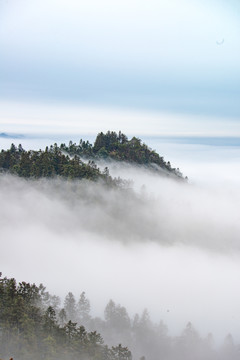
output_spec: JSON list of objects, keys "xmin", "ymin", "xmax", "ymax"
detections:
[
  {"xmin": 0, "ymin": 131, "xmax": 186, "ymax": 182},
  {"xmin": 0, "ymin": 143, "xmax": 114, "ymax": 184},
  {"xmin": 1, "ymin": 273, "xmax": 239, "ymax": 360},
  {"xmin": 0, "ymin": 274, "xmax": 132, "ymax": 360},
  {"xmin": 60, "ymin": 131, "xmax": 185, "ymax": 179}
]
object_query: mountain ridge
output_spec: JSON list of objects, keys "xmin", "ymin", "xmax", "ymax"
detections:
[{"xmin": 0, "ymin": 131, "xmax": 186, "ymax": 182}]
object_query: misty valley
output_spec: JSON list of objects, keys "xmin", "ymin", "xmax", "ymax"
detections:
[{"xmin": 1, "ymin": 132, "xmax": 240, "ymax": 360}]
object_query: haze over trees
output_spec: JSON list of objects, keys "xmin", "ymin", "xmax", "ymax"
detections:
[
  {"xmin": 0, "ymin": 273, "xmax": 132, "ymax": 360},
  {"xmin": 1, "ymin": 273, "xmax": 239, "ymax": 360}
]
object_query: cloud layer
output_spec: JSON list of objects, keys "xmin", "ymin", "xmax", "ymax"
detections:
[{"xmin": 1, "ymin": 160, "xmax": 240, "ymax": 341}]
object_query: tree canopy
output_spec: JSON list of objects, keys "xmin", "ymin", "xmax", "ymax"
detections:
[
  {"xmin": 60, "ymin": 131, "xmax": 185, "ymax": 180},
  {"xmin": 0, "ymin": 143, "xmax": 113, "ymax": 184},
  {"xmin": 1, "ymin": 273, "xmax": 238, "ymax": 360},
  {"xmin": 0, "ymin": 131, "xmax": 186, "ymax": 183}
]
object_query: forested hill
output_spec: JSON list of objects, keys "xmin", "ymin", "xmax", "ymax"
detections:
[
  {"xmin": 0, "ymin": 273, "xmax": 132, "ymax": 360},
  {"xmin": 0, "ymin": 131, "xmax": 186, "ymax": 182},
  {"xmin": 0, "ymin": 143, "xmax": 114, "ymax": 184},
  {"xmin": 1, "ymin": 273, "xmax": 239, "ymax": 360},
  {"xmin": 60, "ymin": 131, "xmax": 185, "ymax": 180}
]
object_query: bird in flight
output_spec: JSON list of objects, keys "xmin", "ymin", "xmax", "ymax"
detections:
[{"xmin": 216, "ymin": 39, "xmax": 224, "ymax": 45}]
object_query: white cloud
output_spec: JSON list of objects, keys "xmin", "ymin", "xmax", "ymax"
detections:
[{"xmin": 1, "ymin": 160, "xmax": 240, "ymax": 342}]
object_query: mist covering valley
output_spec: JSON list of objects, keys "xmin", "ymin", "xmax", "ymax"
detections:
[{"xmin": 2, "ymin": 140, "xmax": 240, "ymax": 359}]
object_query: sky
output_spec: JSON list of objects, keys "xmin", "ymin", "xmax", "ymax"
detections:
[{"xmin": 0, "ymin": 0, "xmax": 240, "ymax": 119}]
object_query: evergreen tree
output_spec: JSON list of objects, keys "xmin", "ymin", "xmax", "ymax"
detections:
[
  {"xmin": 64, "ymin": 292, "xmax": 77, "ymax": 322},
  {"xmin": 77, "ymin": 291, "xmax": 91, "ymax": 326}
]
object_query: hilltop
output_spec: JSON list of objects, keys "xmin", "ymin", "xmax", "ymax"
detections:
[
  {"xmin": 0, "ymin": 131, "xmax": 186, "ymax": 182},
  {"xmin": 60, "ymin": 131, "xmax": 186, "ymax": 180}
]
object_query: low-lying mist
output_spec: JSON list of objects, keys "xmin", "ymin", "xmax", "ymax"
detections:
[{"xmin": 1, "ymin": 160, "xmax": 240, "ymax": 346}]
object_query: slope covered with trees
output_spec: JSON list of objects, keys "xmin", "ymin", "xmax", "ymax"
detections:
[
  {"xmin": 1, "ymin": 273, "xmax": 239, "ymax": 360},
  {"xmin": 60, "ymin": 131, "xmax": 185, "ymax": 180},
  {"xmin": 0, "ymin": 131, "xmax": 186, "ymax": 182},
  {"xmin": 0, "ymin": 143, "xmax": 113, "ymax": 184},
  {"xmin": 0, "ymin": 273, "xmax": 132, "ymax": 360}
]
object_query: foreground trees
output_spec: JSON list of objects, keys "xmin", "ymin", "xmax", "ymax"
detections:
[
  {"xmin": 0, "ymin": 274, "xmax": 132, "ymax": 360},
  {"xmin": 1, "ymin": 273, "xmax": 240, "ymax": 360}
]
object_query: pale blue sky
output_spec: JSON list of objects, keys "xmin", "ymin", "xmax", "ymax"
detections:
[{"xmin": 0, "ymin": 0, "xmax": 239, "ymax": 117}]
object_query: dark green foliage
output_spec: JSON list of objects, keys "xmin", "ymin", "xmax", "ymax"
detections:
[
  {"xmin": 0, "ymin": 132, "xmax": 186, "ymax": 182},
  {"xmin": 0, "ymin": 143, "xmax": 113, "ymax": 183},
  {"xmin": 61, "ymin": 131, "xmax": 185, "ymax": 179},
  {"xmin": 92, "ymin": 131, "xmax": 183, "ymax": 178},
  {"xmin": 1, "ymin": 273, "xmax": 240, "ymax": 360},
  {"xmin": 0, "ymin": 273, "xmax": 132, "ymax": 360},
  {"xmin": 60, "ymin": 139, "xmax": 93, "ymax": 157}
]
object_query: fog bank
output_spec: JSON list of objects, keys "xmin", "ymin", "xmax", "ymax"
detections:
[{"xmin": 1, "ymin": 164, "xmax": 240, "ymax": 342}]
